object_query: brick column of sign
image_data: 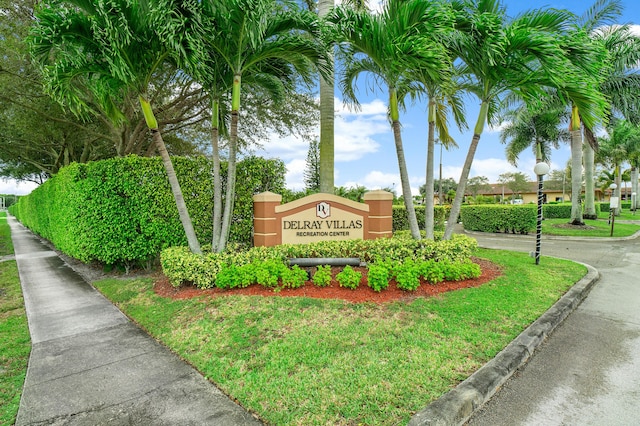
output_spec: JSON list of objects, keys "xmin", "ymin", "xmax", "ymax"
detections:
[
  {"xmin": 363, "ymin": 190, "xmax": 393, "ymax": 239},
  {"xmin": 253, "ymin": 192, "xmax": 282, "ymax": 247}
]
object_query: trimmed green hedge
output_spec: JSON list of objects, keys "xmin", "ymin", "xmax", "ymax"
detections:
[
  {"xmin": 598, "ymin": 201, "xmax": 632, "ymax": 213},
  {"xmin": 392, "ymin": 205, "xmax": 449, "ymax": 232},
  {"xmin": 542, "ymin": 203, "xmax": 572, "ymax": 219},
  {"xmin": 9, "ymin": 155, "xmax": 285, "ymax": 267},
  {"xmin": 461, "ymin": 205, "xmax": 537, "ymax": 234}
]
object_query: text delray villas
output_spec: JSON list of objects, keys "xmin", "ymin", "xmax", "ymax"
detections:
[{"xmin": 282, "ymin": 219, "xmax": 363, "ymax": 230}]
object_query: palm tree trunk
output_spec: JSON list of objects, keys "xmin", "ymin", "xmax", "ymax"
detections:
[
  {"xmin": 318, "ymin": 0, "xmax": 334, "ymax": 194},
  {"xmin": 569, "ymin": 106, "xmax": 583, "ymax": 225},
  {"xmin": 424, "ymin": 100, "xmax": 436, "ymax": 239},
  {"xmin": 389, "ymin": 88, "xmax": 420, "ymax": 239},
  {"xmin": 444, "ymin": 101, "xmax": 488, "ymax": 240},
  {"xmin": 569, "ymin": 128, "xmax": 584, "ymax": 224},
  {"xmin": 319, "ymin": 67, "xmax": 334, "ymax": 194},
  {"xmin": 139, "ymin": 95, "xmax": 201, "ymax": 254},
  {"xmin": 217, "ymin": 75, "xmax": 241, "ymax": 251},
  {"xmin": 211, "ymin": 98, "xmax": 222, "ymax": 250},
  {"xmin": 583, "ymin": 143, "xmax": 597, "ymax": 219}
]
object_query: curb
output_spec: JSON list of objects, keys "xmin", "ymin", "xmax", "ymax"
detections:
[
  {"xmin": 463, "ymin": 229, "xmax": 640, "ymax": 242},
  {"xmin": 408, "ymin": 263, "xmax": 600, "ymax": 426}
]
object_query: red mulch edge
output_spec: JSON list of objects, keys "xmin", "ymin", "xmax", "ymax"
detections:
[{"xmin": 153, "ymin": 258, "xmax": 503, "ymax": 304}]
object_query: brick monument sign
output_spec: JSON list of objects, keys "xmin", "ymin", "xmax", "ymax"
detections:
[{"xmin": 252, "ymin": 191, "xmax": 394, "ymax": 247}]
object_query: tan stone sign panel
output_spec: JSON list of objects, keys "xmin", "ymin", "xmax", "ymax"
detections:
[{"xmin": 253, "ymin": 191, "xmax": 393, "ymax": 247}]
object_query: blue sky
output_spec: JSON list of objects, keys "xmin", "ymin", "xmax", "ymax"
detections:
[
  {"xmin": 259, "ymin": 0, "xmax": 640, "ymax": 197},
  {"xmin": 3, "ymin": 0, "xmax": 639, "ymax": 197}
]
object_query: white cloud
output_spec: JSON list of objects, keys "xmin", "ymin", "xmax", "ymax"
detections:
[
  {"xmin": 261, "ymin": 97, "xmax": 390, "ymax": 189},
  {"xmin": 470, "ymin": 158, "xmax": 523, "ymax": 183},
  {"xmin": 342, "ymin": 170, "xmax": 423, "ymax": 197},
  {"xmin": 0, "ymin": 179, "xmax": 38, "ymax": 196},
  {"xmin": 285, "ymin": 159, "xmax": 307, "ymax": 191},
  {"xmin": 486, "ymin": 120, "xmax": 509, "ymax": 134}
]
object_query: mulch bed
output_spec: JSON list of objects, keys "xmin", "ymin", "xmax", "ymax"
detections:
[{"xmin": 154, "ymin": 257, "xmax": 503, "ymax": 304}]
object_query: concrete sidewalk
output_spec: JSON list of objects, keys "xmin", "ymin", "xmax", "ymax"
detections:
[{"xmin": 10, "ymin": 216, "xmax": 261, "ymax": 425}]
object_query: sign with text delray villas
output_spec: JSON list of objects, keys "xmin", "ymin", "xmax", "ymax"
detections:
[{"xmin": 252, "ymin": 191, "xmax": 393, "ymax": 247}]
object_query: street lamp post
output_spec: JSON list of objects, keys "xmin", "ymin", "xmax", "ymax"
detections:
[
  {"xmin": 534, "ymin": 162, "xmax": 550, "ymax": 265},
  {"xmin": 609, "ymin": 183, "xmax": 618, "ymax": 236}
]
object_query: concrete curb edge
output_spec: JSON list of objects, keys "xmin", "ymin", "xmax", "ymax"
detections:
[{"xmin": 408, "ymin": 263, "xmax": 600, "ymax": 426}]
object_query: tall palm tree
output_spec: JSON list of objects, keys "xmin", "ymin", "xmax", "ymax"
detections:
[
  {"xmin": 331, "ymin": 0, "xmax": 453, "ymax": 239},
  {"xmin": 443, "ymin": 0, "xmax": 605, "ymax": 239},
  {"xmin": 305, "ymin": 0, "xmax": 367, "ymax": 194},
  {"xmin": 199, "ymin": 0, "xmax": 330, "ymax": 251},
  {"xmin": 581, "ymin": 0, "xmax": 640, "ymax": 217},
  {"xmin": 403, "ymin": 40, "xmax": 466, "ymax": 239},
  {"xmin": 30, "ymin": 0, "xmax": 203, "ymax": 254}
]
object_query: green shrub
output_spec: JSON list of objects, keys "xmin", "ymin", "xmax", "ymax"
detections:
[
  {"xmin": 418, "ymin": 259, "xmax": 445, "ymax": 284},
  {"xmin": 395, "ymin": 261, "xmax": 421, "ymax": 291},
  {"xmin": 542, "ymin": 203, "xmax": 572, "ymax": 219},
  {"xmin": 255, "ymin": 259, "xmax": 285, "ymax": 288},
  {"xmin": 160, "ymin": 235, "xmax": 480, "ymax": 291},
  {"xmin": 312, "ymin": 265, "xmax": 333, "ymax": 287},
  {"xmin": 336, "ymin": 265, "xmax": 361, "ymax": 290},
  {"xmin": 281, "ymin": 265, "xmax": 308, "ymax": 289},
  {"xmin": 599, "ymin": 202, "xmax": 631, "ymax": 213},
  {"xmin": 392, "ymin": 205, "xmax": 449, "ymax": 232},
  {"xmin": 367, "ymin": 262, "xmax": 390, "ymax": 292},
  {"xmin": 10, "ymin": 155, "xmax": 285, "ymax": 267},
  {"xmin": 461, "ymin": 205, "xmax": 536, "ymax": 234}
]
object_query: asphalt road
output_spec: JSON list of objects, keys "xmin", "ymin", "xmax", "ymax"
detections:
[{"xmin": 466, "ymin": 230, "xmax": 640, "ymax": 426}]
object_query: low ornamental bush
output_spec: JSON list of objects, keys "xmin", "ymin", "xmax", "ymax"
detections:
[
  {"xmin": 160, "ymin": 235, "xmax": 481, "ymax": 292},
  {"xmin": 336, "ymin": 265, "xmax": 362, "ymax": 289}
]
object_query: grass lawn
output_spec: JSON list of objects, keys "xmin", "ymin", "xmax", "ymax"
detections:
[
  {"xmin": 0, "ymin": 215, "xmax": 31, "ymax": 426},
  {"xmin": 597, "ymin": 209, "xmax": 640, "ymax": 221},
  {"xmin": 542, "ymin": 217, "xmax": 640, "ymax": 237},
  {"xmin": 94, "ymin": 248, "xmax": 586, "ymax": 425}
]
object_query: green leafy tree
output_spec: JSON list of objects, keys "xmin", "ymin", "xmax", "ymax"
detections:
[
  {"xmin": 498, "ymin": 172, "xmax": 530, "ymax": 200},
  {"xmin": 304, "ymin": 139, "xmax": 321, "ymax": 192},
  {"xmin": 420, "ymin": 178, "xmax": 457, "ymax": 199},
  {"xmin": 466, "ymin": 176, "xmax": 492, "ymax": 197},
  {"xmin": 29, "ymin": 0, "xmax": 204, "ymax": 253}
]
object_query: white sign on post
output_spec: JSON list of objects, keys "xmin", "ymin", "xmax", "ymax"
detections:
[{"xmin": 610, "ymin": 196, "xmax": 619, "ymax": 209}]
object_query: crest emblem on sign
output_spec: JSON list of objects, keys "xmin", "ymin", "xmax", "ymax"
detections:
[{"xmin": 316, "ymin": 202, "xmax": 330, "ymax": 219}]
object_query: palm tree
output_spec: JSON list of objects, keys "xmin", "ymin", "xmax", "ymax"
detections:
[
  {"xmin": 331, "ymin": 0, "xmax": 453, "ymax": 240},
  {"xmin": 405, "ymin": 59, "xmax": 465, "ymax": 239},
  {"xmin": 309, "ymin": 0, "xmax": 368, "ymax": 194},
  {"xmin": 30, "ymin": 0, "xmax": 203, "ymax": 254},
  {"xmin": 501, "ymin": 106, "xmax": 570, "ymax": 166},
  {"xmin": 598, "ymin": 120, "xmax": 640, "ymax": 214},
  {"xmin": 581, "ymin": 1, "xmax": 640, "ymax": 217},
  {"xmin": 198, "ymin": 0, "xmax": 330, "ymax": 251},
  {"xmin": 443, "ymin": 0, "xmax": 605, "ymax": 239}
]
